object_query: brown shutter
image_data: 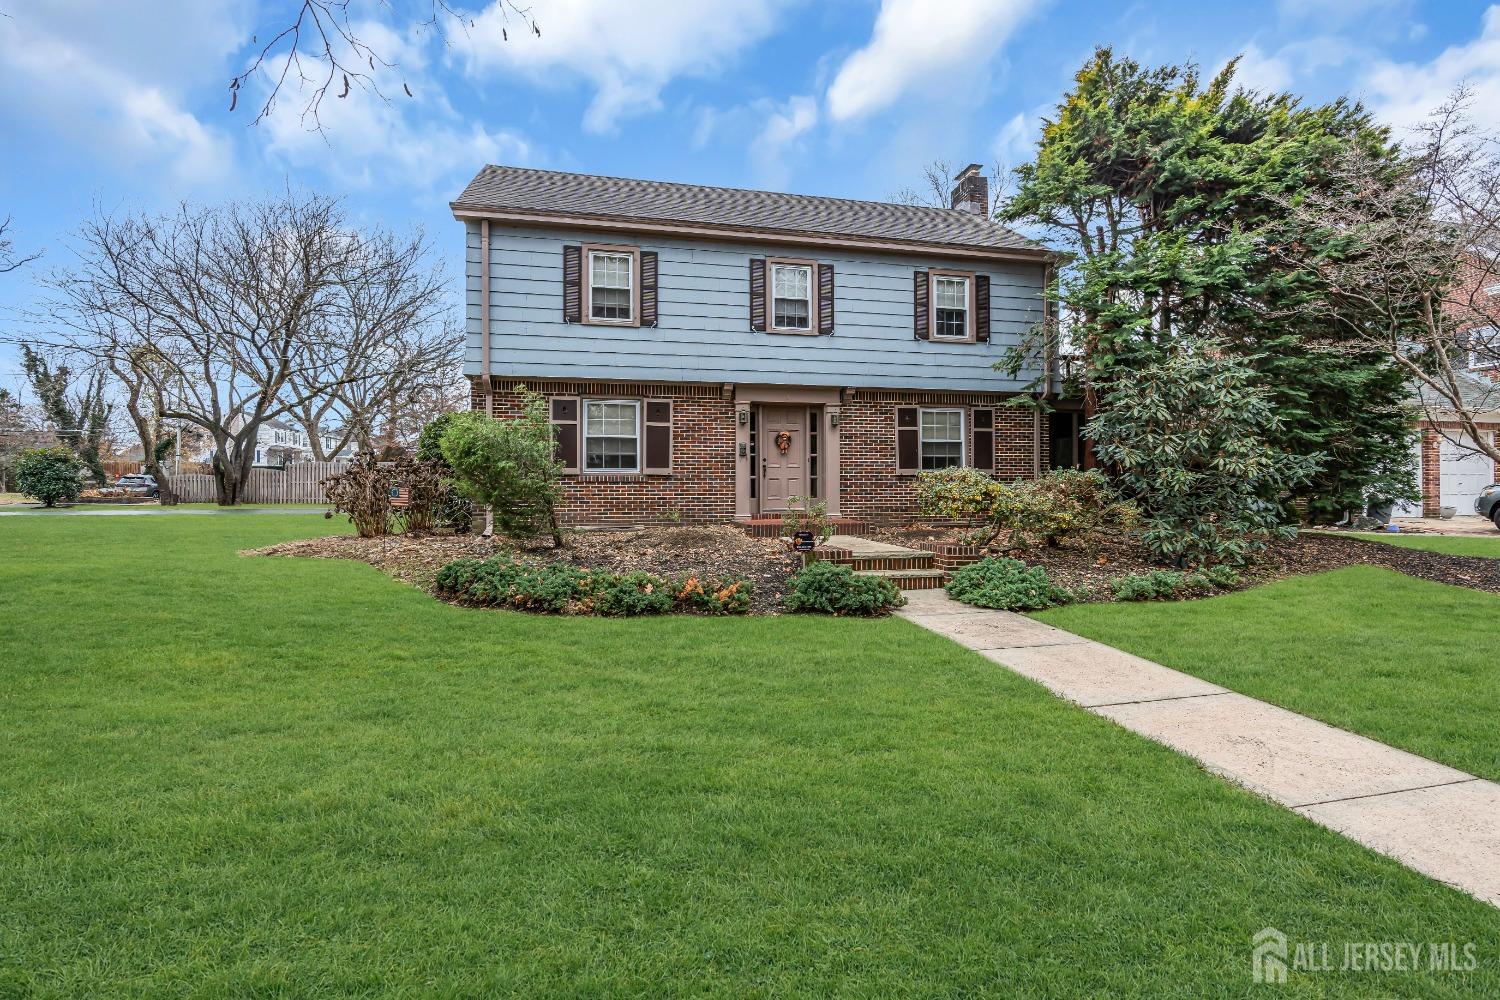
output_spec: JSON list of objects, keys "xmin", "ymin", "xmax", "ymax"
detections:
[
  {"xmin": 972, "ymin": 407, "xmax": 994, "ymax": 470},
  {"xmin": 749, "ymin": 258, "xmax": 766, "ymax": 331},
  {"xmin": 913, "ymin": 271, "xmax": 929, "ymax": 340},
  {"xmin": 550, "ymin": 396, "xmax": 579, "ymax": 473},
  {"xmin": 644, "ymin": 400, "xmax": 672, "ymax": 475},
  {"xmin": 818, "ymin": 263, "xmax": 835, "ymax": 335},
  {"xmin": 896, "ymin": 406, "xmax": 919, "ymax": 474},
  {"xmin": 563, "ymin": 245, "xmax": 582, "ymax": 323},
  {"xmin": 975, "ymin": 274, "xmax": 991, "ymax": 343},
  {"xmin": 640, "ymin": 251, "xmax": 659, "ymax": 328}
]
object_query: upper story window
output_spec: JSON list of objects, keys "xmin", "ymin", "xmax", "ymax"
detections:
[
  {"xmin": 770, "ymin": 262, "xmax": 813, "ymax": 332},
  {"xmin": 919, "ymin": 408, "xmax": 964, "ymax": 469},
  {"xmin": 932, "ymin": 274, "xmax": 971, "ymax": 340},
  {"xmin": 588, "ymin": 249, "xmax": 635, "ymax": 323},
  {"xmin": 584, "ymin": 399, "xmax": 640, "ymax": 472}
]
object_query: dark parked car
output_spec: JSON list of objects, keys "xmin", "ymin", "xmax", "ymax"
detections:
[
  {"xmin": 114, "ymin": 474, "xmax": 160, "ymax": 498},
  {"xmin": 1478, "ymin": 483, "xmax": 1500, "ymax": 530}
]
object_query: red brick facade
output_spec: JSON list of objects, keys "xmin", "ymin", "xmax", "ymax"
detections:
[
  {"xmin": 836, "ymin": 388, "xmax": 1045, "ymax": 519},
  {"xmin": 472, "ymin": 378, "xmax": 1048, "ymax": 525}
]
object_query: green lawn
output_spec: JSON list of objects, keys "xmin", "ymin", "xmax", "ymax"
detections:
[
  {"xmin": 1039, "ymin": 566, "xmax": 1500, "ymax": 782},
  {"xmin": 3, "ymin": 517, "xmax": 1497, "ymax": 996},
  {"xmin": 1347, "ymin": 531, "xmax": 1500, "ymax": 558}
]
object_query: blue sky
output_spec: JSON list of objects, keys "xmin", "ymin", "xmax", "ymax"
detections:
[{"xmin": 2, "ymin": 0, "xmax": 1498, "ymax": 394}]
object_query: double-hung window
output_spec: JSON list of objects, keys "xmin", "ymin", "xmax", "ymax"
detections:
[
  {"xmin": 589, "ymin": 250, "xmax": 634, "ymax": 322},
  {"xmin": 932, "ymin": 274, "xmax": 970, "ymax": 340},
  {"xmin": 919, "ymin": 408, "xmax": 964, "ymax": 469},
  {"xmin": 770, "ymin": 262, "xmax": 813, "ymax": 332},
  {"xmin": 583, "ymin": 400, "xmax": 640, "ymax": 472}
]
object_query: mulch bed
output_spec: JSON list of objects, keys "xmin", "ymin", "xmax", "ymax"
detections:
[
  {"xmin": 868, "ymin": 522, "xmax": 1500, "ymax": 601},
  {"xmin": 248, "ymin": 524, "xmax": 800, "ymax": 615},
  {"xmin": 1272, "ymin": 532, "xmax": 1500, "ymax": 596}
]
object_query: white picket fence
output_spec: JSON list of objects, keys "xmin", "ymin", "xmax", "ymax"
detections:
[{"xmin": 169, "ymin": 460, "xmax": 348, "ymax": 504}]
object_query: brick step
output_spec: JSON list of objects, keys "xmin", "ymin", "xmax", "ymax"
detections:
[
  {"xmin": 854, "ymin": 568, "xmax": 949, "ymax": 591},
  {"xmin": 821, "ymin": 553, "xmax": 935, "ymax": 572},
  {"xmin": 736, "ymin": 516, "xmax": 871, "ymax": 539}
]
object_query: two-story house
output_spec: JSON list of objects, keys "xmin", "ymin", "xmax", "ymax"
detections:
[{"xmin": 453, "ymin": 164, "xmax": 1075, "ymax": 525}]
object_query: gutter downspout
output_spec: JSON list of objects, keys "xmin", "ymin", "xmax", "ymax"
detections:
[
  {"xmin": 1034, "ymin": 258, "xmax": 1056, "ymax": 479},
  {"xmin": 479, "ymin": 219, "xmax": 492, "ymax": 412},
  {"xmin": 480, "ymin": 219, "xmax": 494, "ymax": 537}
]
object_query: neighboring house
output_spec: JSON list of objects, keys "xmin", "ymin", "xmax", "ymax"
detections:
[
  {"xmin": 190, "ymin": 418, "xmax": 348, "ymax": 467},
  {"xmin": 1397, "ymin": 370, "xmax": 1500, "ymax": 518},
  {"xmin": 1394, "ymin": 268, "xmax": 1500, "ymax": 518},
  {"xmin": 452, "ymin": 163, "xmax": 1072, "ymax": 525}
]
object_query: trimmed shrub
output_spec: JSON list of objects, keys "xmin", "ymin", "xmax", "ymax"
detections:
[
  {"xmin": 416, "ymin": 412, "xmax": 459, "ymax": 463},
  {"xmin": 676, "ymin": 576, "xmax": 754, "ymax": 615},
  {"xmin": 435, "ymin": 556, "xmax": 752, "ymax": 616},
  {"xmin": 581, "ymin": 571, "xmax": 675, "ymax": 617},
  {"xmin": 15, "ymin": 447, "xmax": 84, "ymax": 507},
  {"xmin": 1111, "ymin": 571, "xmax": 1190, "ymax": 602},
  {"xmin": 441, "ymin": 389, "xmax": 563, "ymax": 546},
  {"xmin": 1198, "ymin": 564, "xmax": 1243, "ymax": 590},
  {"xmin": 782, "ymin": 561, "xmax": 905, "ymax": 616},
  {"xmin": 916, "ymin": 466, "xmax": 1136, "ymax": 551},
  {"xmin": 945, "ymin": 557, "xmax": 1072, "ymax": 611}
]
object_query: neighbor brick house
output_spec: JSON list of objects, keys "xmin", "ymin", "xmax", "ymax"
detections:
[{"xmin": 452, "ymin": 164, "xmax": 1073, "ymax": 526}]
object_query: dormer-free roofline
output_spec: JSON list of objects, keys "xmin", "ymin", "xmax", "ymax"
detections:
[{"xmin": 451, "ymin": 165, "xmax": 1054, "ymax": 265}]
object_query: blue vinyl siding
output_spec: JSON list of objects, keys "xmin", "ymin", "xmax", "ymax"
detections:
[{"xmin": 464, "ymin": 222, "xmax": 1048, "ymax": 391}]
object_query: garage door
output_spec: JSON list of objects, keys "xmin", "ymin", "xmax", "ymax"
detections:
[{"xmin": 1440, "ymin": 434, "xmax": 1498, "ymax": 513}]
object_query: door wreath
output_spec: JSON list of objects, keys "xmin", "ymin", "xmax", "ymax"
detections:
[{"xmin": 775, "ymin": 430, "xmax": 793, "ymax": 455}]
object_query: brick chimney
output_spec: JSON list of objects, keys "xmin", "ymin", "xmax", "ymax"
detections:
[{"xmin": 950, "ymin": 163, "xmax": 988, "ymax": 216}]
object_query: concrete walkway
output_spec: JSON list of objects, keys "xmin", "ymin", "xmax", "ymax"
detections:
[{"xmin": 897, "ymin": 588, "xmax": 1500, "ymax": 907}]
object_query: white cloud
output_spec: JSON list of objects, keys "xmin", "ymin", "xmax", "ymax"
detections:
[
  {"xmin": 1362, "ymin": 5, "xmax": 1500, "ymax": 132},
  {"xmin": 0, "ymin": 2, "xmax": 239, "ymax": 185},
  {"xmin": 751, "ymin": 95, "xmax": 818, "ymax": 187},
  {"xmin": 452, "ymin": 0, "xmax": 787, "ymax": 133},
  {"xmin": 1229, "ymin": 44, "xmax": 1295, "ymax": 94},
  {"xmin": 991, "ymin": 112, "xmax": 1031, "ymax": 167},
  {"xmin": 826, "ymin": 0, "xmax": 1041, "ymax": 122},
  {"xmin": 257, "ymin": 22, "xmax": 533, "ymax": 192}
]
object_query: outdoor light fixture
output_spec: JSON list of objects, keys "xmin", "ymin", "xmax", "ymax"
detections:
[
  {"xmin": 829, "ymin": 411, "xmax": 841, "ymax": 428},
  {"xmin": 738, "ymin": 409, "xmax": 749, "ymax": 425}
]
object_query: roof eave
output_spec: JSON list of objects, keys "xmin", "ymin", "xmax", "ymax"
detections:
[{"xmin": 450, "ymin": 203, "xmax": 1052, "ymax": 264}]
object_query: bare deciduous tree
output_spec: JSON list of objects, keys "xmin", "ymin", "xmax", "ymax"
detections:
[
  {"xmin": 1276, "ymin": 88, "xmax": 1500, "ymax": 467},
  {"xmin": 889, "ymin": 160, "xmax": 1010, "ymax": 215},
  {"xmin": 232, "ymin": 0, "xmax": 539, "ymax": 131},
  {"xmin": 37, "ymin": 193, "xmax": 455, "ymax": 504},
  {"xmin": 0, "ymin": 215, "xmax": 41, "ymax": 273}
]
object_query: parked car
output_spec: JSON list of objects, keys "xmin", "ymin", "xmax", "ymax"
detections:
[
  {"xmin": 1478, "ymin": 483, "xmax": 1500, "ymax": 530},
  {"xmin": 113, "ymin": 474, "xmax": 160, "ymax": 498}
]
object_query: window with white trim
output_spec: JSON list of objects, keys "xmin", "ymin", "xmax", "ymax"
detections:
[
  {"xmin": 919, "ymin": 408, "xmax": 964, "ymax": 469},
  {"xmin": 589, "ymin": 251, "xmax": 633, "ymax": 322},
  {"xmin": 584, "ymin": 400, "xmax": 640, "ymax": 472},
  {"xmin": 932, "ymin": 275, "xmax": 970, "ymax": 339},
  {"xmin": 771, "ymin": 263, "xmax": 812, "ymax": 331}
]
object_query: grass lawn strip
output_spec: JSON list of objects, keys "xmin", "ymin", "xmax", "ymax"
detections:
[
  {"xmin": 1038, "ymin": 566, "xmax": 1500, "ymax": 784},
  {"xmin": 1344, "ymin": 532, "xmax": 1500, "ymax": 559},
  {"xmin": 2, "ymin": 515, "xmax": 1498, "ymax": 995}
]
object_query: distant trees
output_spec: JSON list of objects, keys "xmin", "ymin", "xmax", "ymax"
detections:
[
  {"xmin": 20, "ymin": 345, "xmax": 111, "ymax": 485},
  {"xmin": 41, "ymin": 191, "xmax": 456, "ymax": 505}
]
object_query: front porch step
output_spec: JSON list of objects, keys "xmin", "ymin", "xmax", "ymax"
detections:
[
  {"xmin": 854, "ymin": 568, "xmax": 949, "ymax": 591},
  {"xmin": 737, "ymin": 516, "xmax": 870, "ymax": 538},
  {"xmin": 829, "ymin": 554, "xmax": 935, "ymax": 572}
]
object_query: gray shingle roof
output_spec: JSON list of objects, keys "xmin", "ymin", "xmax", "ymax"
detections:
[
  {"xmin": 1415, "ymin": 367, "xmax": 1500, "ymax": 416},
  {"xmin": 452, "ymin": 165, "xmax": 1045, "ymax": 256}
]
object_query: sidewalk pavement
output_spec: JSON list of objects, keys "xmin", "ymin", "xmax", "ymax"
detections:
[{"xmin": 897, "ymin": 588, "xmax": 1500, "ymax": 908}]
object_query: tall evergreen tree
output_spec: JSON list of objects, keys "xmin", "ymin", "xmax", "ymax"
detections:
[{"xmin": 1001, "ymin": 48, "xmax": 1418, "ymax": 520}]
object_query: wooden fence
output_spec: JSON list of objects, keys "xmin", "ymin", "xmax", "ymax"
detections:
[{"xmin": 169, "ymin": 461, "xmax": 348, "ymax": 504}]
